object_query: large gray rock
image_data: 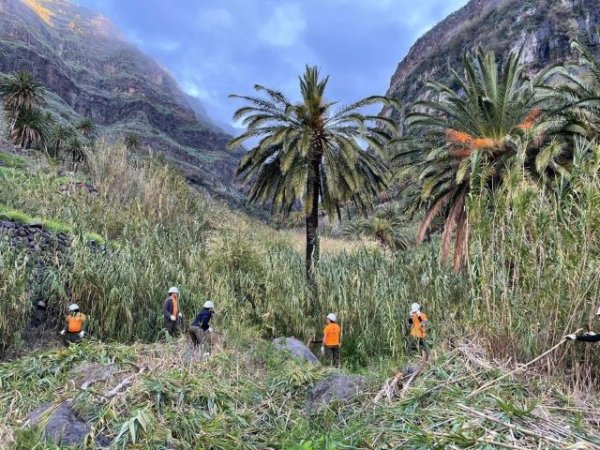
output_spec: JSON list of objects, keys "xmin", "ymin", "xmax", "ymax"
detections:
[
  {"xmin": 272, "ymin": 337, "xmax": 319, "ymax": 364},
  {"xmin": 306, "ymin": 373, "xmax": 367, "ymax": 412},
  {"xmin": 26, "ymin": 402, "xmax": 90, "ymax": 447}
]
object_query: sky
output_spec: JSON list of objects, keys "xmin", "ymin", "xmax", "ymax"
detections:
[{"xmin": 75, "ymin": 0, "xmax": 468, "ymax": 131}]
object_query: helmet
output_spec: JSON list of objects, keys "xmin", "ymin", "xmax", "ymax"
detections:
[
  {"xmin": 327, "ymin": 313, "xmax": 337, "ymax": 322},
  {"xmin": 204, "ymin": 300, "xmax": 214, "ymax": 309},
  {"xmin": 69, "ymin": 304, "xmax": 79, "ymax": 312},
  {"xmin": 168, "ymin": 287, "xmax": 180, "ymax": 295},
  {"xmin": 410, "ymin": 303, "xmax": 420, "ymax": 313},
  {"xmin": 37, "ymin": 300, "xmax": 46, "ymax": 308}
]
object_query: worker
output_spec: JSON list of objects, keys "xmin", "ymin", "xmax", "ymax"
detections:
[
  {"xmin": 30, "ymin": 299, "xmax": 47, "ymax": 328},
  {"xmin": 566, "ymin": 307, "xmax": 600, "ymax": 342},
  {"xmin": 188, "ymin": 300, "xmax": 215, "ymax": 354},
  {"xmin": 321, "ymin": 313, "xmax": 341, "ymax": 368},
  {"xmin": 162, "ymin": 286, "xmax": 182, "ymax": 336},
  {"xmin": 59, "ymin": 304, "xmax": 88, "ymax": 346},
  {"xmin": 408, "ymin": 303, "xmax": 429, "ymax": 355}
]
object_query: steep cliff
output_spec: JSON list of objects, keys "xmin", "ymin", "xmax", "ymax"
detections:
[
  {"xmin": 386, "ymin": 0, "xmax": 600, "ymax": 121},
  {"xmin": 0, "ymin": 0, "xmax": 241, "ymax": 195}
]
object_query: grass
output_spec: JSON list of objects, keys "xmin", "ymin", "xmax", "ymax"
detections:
[
  {"xmin": 0, "ymin": 151, "xmax": 27, "ymax": 170},
  {"xmin": 1, "ymin": 140, "xmax": 600, "ymax": 446},
  {"xmin": 1, "ymin": 335, "xmax": 598, "ymax": 449}
]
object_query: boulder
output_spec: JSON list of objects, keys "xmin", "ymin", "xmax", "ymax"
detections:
[
  {"xmin": 26, "ymin": 402, "xmax": 90, "ymax": 447},
  {"xmin": 305, "ymin": 373, "xmax": 367, "ymax": 413},
  {"xmin": 272, "ymin": 337, "xmax": 319, "ymax": 364}
]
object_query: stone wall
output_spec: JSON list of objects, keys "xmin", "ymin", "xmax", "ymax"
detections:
[{"xmin": 0, "ymin": 220, "xmax": 71, "ymax": 261}]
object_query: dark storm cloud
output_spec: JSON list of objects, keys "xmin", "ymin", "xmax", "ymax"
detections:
[{"xmin": 75, "ymin": 0, "xmax": 467, "ymax": 128}]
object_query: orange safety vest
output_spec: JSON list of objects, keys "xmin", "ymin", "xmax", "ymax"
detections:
[
  {"xmin": 323, "ymin": 323, "xmax": 341, "ymax": 346},
  {"xmin": 410, "ymin": 312, "xmax": 427, "ymax": 339},
  {"xmin": 66, "ymin": 313, "xmax": 86, "ymax": 333}
]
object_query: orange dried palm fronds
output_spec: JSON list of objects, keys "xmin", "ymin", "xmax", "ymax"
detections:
[
  {"xmin": 471, "ymin": 138, "xmax": 495, "ymax": 149},
  {"xmin": 417, "ymin": 191, "xmax": 451, "ymax": 245},
  {"xmin": 517, "ymin": 108, "xmax": 541, "ymax": 131},
  {"xmin": 445, "ymin": 129, "xmax": 474, "ymax": 145}
]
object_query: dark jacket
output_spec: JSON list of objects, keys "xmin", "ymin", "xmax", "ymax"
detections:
[
  {"xmin": 162, "ymin": 296, "xmax": 177, "ymax": 320},
  {"xmin": 577, "ymin": 332, "xmax": 600, "ymax": 343},
  {"xmin": 192, "ymin": 308, "xmax": 213, "ymax": 331}
]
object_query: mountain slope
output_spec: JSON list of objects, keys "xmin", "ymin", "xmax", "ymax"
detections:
[
  {"xmin": 0, "ymin": 0, "xmax": 241, "ymax": 195},
  {"xmin": 386, "ymin": 0, "xmax": 600, "ymax": 121}
]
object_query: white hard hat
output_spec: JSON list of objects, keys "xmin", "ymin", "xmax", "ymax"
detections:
[
  {"xmin": 204, "ymin": 300, "xmax": 214, "ymax": 309},
  {"xmin": 410, "ymin": 303, "xmax": 421, "ymax": 313},
  {"xmin": 596, "ymin": 306, "xmax": 600, "ymax": 316},
  {"xmin": 69, "ymin": 303, "xmax": 79, "ymax": 311},
  {"xmin": 327, "ymin": 313, "xmax": 337, "ymax": 322},
  {"xmin": 168, "ymin": 287, "xmax": 179, "ymax": 294}
]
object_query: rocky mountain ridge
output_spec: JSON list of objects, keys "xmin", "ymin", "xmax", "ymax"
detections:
[
  {"xmin": 0, "ymin": 0, "xmax": 241, "ymax": 196},
  {"xmin": 386, "ymin": 0, "xmax": 600, "ymax": 121}
]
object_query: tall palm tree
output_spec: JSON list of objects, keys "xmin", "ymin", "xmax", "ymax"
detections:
[
  {"xmin": 395, "ymin": 48, "xmax": 551, "ymax": 271},
  {"xmin": 0, "ymin": 71, "xmax": 46, "ymax": 129},
  {"xmin": 49, "ymin": 125, "xmax": 75, "ymax": 158},
  {"xmin": 229, "ymin": 66, "xmax": 397, "ymax": 280},
  {"xmin": 11, "ymin": 108, "xmax": 50, "ymax": 149},
  {"xmin": 76, "ymin": 117, "xmax": 96, "ymax": 139},
  {"xmin": 66, "ymin": 135, "xmax": 85, "ymax": 164}
]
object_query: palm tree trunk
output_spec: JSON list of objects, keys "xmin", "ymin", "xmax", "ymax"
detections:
[{"xmin": 305, "ymin": 154, "xmax": 321, "ymax": 282}]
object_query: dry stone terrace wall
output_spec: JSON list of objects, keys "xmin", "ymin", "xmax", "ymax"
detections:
[{"xmin": 0, "ymin": 220, "xmax": 71, "ymax": 261}]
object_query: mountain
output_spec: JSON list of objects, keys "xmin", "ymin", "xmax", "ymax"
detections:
[
  {"xmin": 385, "ymin": 0, "xmax": 600, "ymax": 122},
  {"xmin": 0, "ymin": 0, "xmax": 241, "ymax": 195}
]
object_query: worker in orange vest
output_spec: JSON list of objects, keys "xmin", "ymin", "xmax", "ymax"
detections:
[
  {"xmin": 59, "ymin": 304, "xmax": 88, "ymax": 346},
  {"xmin": 162, "ymin": 286, "xmax": 182, "ymax": 336},
  {"xmin": 408, "ymin": 303, "xmax": 429, "ymax": 355},
  {"xmin": 321, "ymin": 313, "xmax": 341, "ymax": 367}
]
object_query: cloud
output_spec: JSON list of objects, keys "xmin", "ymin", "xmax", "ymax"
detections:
[
  {"xmin": 258, "ymin": 3, "xmax": 306, "ymax": 47},
  {"xmin": 74, "ymin": 0, "xmax": 470, "ymax": 128}
]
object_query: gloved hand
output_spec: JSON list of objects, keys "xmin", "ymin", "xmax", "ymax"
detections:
[
  {"xmin": 208, "ymin": 327, "xmax": 213, "ymax": 333},
  {"xmin": 170, "ymin": 315, "xmax": 176, "ymax": 321},
  {"xmin": 565, "ymin": 334, "xmax": 577, "ymax": 340},
  {"xmin": 79, "ymin": 331, "xmax": 85, "ymax": 338},
  {"xmin": 320, "ymin": 346, "xmax": 325, "ymax": 355},
  {"xmin": 59, "ymin": 330, "xmax": 66, "ymax": 336}
]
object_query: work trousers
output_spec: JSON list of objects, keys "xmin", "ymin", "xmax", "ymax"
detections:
[{"xmin": 325, "ymin": 345, "xmax": 340, "ymax": 368}]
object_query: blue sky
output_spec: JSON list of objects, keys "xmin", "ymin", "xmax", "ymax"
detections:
[{"xmin": 75, "ymin": 0, "xmax": 468, "ymax": 130}]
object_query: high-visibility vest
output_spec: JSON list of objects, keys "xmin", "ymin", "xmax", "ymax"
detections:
[
  {"xmin": 410, "ymin": 312, "xmax": 427, "ymax": 339},
  {"xmin": 323, "ymin": 323, "xmax": 341, "ymax": 346},
  {"xmin": 66, "ymin": 313, "xmax": 86, "ymax": 333}
]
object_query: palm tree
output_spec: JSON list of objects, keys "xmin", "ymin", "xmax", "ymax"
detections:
[
  {"xmin": 341, "ymin": 203, "xmax": 410, "ymax": 251},
  {"xmin": 76, "ymin": 117, "xmax": 96, "ymax": 139},
  {"xmin": 395, "ymin": 48, "xmax": 551, "ymax": 271},
  {"xmin": 230, "ymin": 66, "xmax": 397, "ymax": 280},
  {"xmin": 543, "ymin": 39, "xmax": 600, "ymax": 140},
  {"xmin": 10, "ymin": 108, "xmax": 50, "ymax": 149},
  {"xmin": 49, "ymin": 125, "xmax": 75, "ymax": 158},
  {"xmin": 66, "ymin": 135, "xmax": 84, "ymax": 164},
  {"xmin": 0, "ymin": 71, "xmax": 46, "ymax": 129}
]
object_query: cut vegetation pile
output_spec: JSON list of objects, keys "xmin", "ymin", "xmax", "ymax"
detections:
[{"xmin": 1, "ymin": 335, "xmax": 599, "ymax": 449}]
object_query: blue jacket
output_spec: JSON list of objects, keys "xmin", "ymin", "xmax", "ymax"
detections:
[{"xmin": 192, "ymin": 308, "xmax": 212, "ymax": 331}]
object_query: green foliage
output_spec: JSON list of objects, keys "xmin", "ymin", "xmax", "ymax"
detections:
[{"xmin": 230, "ymin": 65, "xmax": 397, "ymax": 279}]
